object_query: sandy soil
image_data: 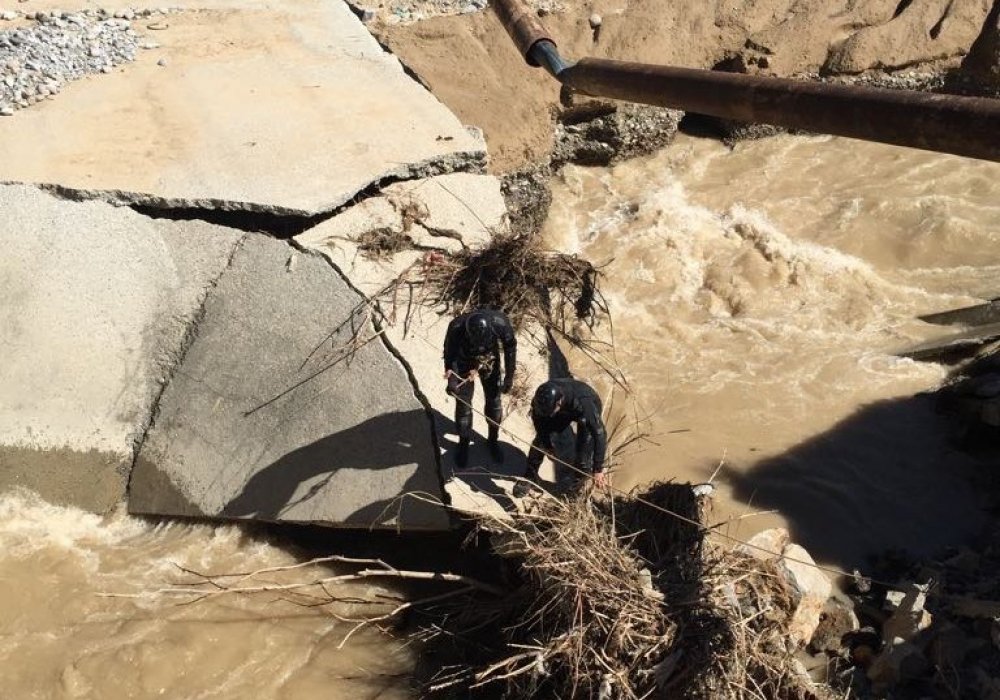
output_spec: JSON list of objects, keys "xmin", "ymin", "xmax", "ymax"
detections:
[{"xmin": 375, "ymin": 0, "xmax": 991, "ymax": 172}]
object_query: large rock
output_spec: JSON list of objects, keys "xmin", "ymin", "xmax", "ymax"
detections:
[
  {"xmin": 741, "ymin": 528, "xmax": 833, "ymax": 646},
  {"xmin": 128, "ymin": 234, "xmax": 450, "ymax": 530},
  {"xmin": 882, "ymin": 583, "xmax": 933, "ymax": 644},
  {"xmin": 0, "ymin": 184, "xmax": 243, "ymax": 511},
  {"xmin": 963, "ymin": 0, "xmax": 1000, "ymax": 88},
  {"xmin": 824, "ymin": 0, "xmax": 990, "ymax": 74},
  {"xmin": 0, "ymin": 0, "xmax": 485, "ymax": 215}
]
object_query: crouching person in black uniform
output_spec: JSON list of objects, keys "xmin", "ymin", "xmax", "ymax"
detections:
[
  {"xmin": 443, "ymin": 309, "xmax": 517, "ymax": 468},
  {"xmin": 516, "ymin": 378, "xmax": 608, "ymax": 498}
]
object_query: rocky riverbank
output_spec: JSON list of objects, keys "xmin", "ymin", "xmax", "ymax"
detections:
[{"xmin": 373, "ymin": 0, "xmax": 998, "ymax": 172}]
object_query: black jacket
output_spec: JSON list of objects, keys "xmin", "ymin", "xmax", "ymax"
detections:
[
  {"xmin": 443, "ymin": 309, "xmax": 517, "ymax": 383},
  {"xmin": 529, "ymin": 378, "xmax": 607, "ymax": 473}
]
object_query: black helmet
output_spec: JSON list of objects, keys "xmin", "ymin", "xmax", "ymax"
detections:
[
  {"xmin": 464, "ymin": 312, "xmax": 491, "ymax": 348},
  {"xmin": 532, "ymin": 382, "xmax": 564, "ymax": 417}
]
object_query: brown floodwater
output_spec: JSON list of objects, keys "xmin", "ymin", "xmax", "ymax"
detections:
[
  {"xmin": 4, "ymin": 132, "xmax": 999, "ymax": 697},
  {"xmin": 0, "ymin": 490, "xmax": 413, "ymax": 699},
  {"xmin": 544, "ymin": 133, "xmax": 1000, "ymax": 568}
]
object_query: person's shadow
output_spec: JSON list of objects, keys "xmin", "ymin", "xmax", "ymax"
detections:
[{"xmin": 222, "ymin": 409, "xmax": 448, "ymax": 528}]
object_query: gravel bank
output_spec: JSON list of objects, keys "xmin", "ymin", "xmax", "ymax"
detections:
[{"xmin": 0, "ymin": 9, "xmax": 173, "ymax": 116}]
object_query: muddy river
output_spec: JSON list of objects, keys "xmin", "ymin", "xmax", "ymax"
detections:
[{"xmin": 3, "ymin": 132, "xmax": 999, "ymax": 697}]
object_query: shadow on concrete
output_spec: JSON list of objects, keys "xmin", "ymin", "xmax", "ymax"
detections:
[
  {"xmin": 222, "ymin": 409, "xmax": 442, "ymax": 527},
  {"xmin": 434, "ymin": 406, "xmax": 524, "ymax": 506},
  {"xmin": 727, "ymin": 393, "xmax": 990, "ymax": 571},
  {"xmin": 547, "ymin": 328, "xmax": 573, "ymax": 380},
  {"xmin": 436, "ymin": 331, "xmax": 581, "ymax": 508}
]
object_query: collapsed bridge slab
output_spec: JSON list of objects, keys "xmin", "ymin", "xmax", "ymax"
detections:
[
  {"xmin": 128, "ymin": 234, "xmax": 450, "ymax": 530},
  {"xmin": 0, "ymin": 184, "xmax": 243, "ymax": 511},
  {"xmin": 0, "ymin": 0, "xmax": 486, "ymax": 215}
]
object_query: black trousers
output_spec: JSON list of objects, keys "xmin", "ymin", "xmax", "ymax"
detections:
[
  {"xmin": 527, "ymin": 425, "xmax": 595, "ymax": 478},
  {"xmin": 453, "ymin": 357, "xmax": 501, "ymax": 445}
]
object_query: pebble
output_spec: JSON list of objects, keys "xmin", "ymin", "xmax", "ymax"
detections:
[
  {"xmin": 0, "ymin": 10, "xmax": 145, "ymax": 115},
  {"xmin": 0, "ymin": 11, "xmax": 19, "ymax": 21},
  {"xmin": 157, "ymin": 57, "xmax": 167, "ymax": 66},
  {"xmin": 588, "ymin": 12, "xmax": 602, "ymax": 28},
  {"xmin": 371, "ymin": 0, "xmax": 561, "ymax": 24}
]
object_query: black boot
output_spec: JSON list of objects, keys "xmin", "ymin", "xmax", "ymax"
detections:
[
  {"xmin": 487, "ymin": 426, "xmax": 503, "ymax": 463},
  {"xmin": 488, "ymin": 439, "xmax": 503, "ymax": 463},
  {"xmin": 456, "ymin": 440, "xmax": 469, "ymax": 469},
  {"xmin": 513, "ymin": 471, "xmax": 539, "ymax": 498}
]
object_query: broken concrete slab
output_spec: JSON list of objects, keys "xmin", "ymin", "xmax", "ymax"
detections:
[
  {"xmin": 0, "ymin": 0, "xmax": 485, "ymax": 216},
  {"xmin": 896, "ymin": 322, "xmax": 1000, "ymax": 362},
  {"xmin": 296, "ymin": 179, "xmax": 554, "ymax": 521},
  {"xmin": 0, "ymin": 184, "xmax": 243, "ymax": 512},
  {"xmin": 301, "ymin": 173, "xmax": 503, "ymax": 260},
  {"xmin": 919, "ymin": 298, "xmax": 1000, "ymax": 327},
  {"xmin": 128, "ymin": 233, "xmax": 450, "ymax": 530}
]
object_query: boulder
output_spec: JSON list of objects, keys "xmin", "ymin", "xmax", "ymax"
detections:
[
  {"xmin": 809, "ymin": 598, "xmax": 860, "ymax": 655},
  {"xmin": 928, "ymin": 622, "xmax": 977, "ymax": 668},
  {"xmin": 866, "ymin": 640, "xmax": 931, "ymax": 687},
  {"xmin": 882, "ymin": 583, "xmax": 934, "ymax": 644},
  {"xmin": 780, "ymin": 543, "xmax": 835, "ymax": 647},
  {"xmin": 741, "ymin": 528, "xmax": 833, "ymax": 646},
  {"xmin": 963, "ymin": 0, "xmax": 1000, "ymax": 89}
]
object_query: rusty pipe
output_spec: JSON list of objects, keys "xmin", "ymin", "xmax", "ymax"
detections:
[
  {"xmin": 493, "ymin": 0, "xmax": 1000, "ymax": 163},
  {"xmin": 492, "ymin": 0, "xmax": 556, "ymax": 67},
  {"xmin": 561, "ymin": 59, "xmax": 1000, "ymax": 162}
]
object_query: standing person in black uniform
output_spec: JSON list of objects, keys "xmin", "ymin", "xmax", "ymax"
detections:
[
  {"xmin": 443, "ymin": 309, "xmax": 517, "ymax": 468},
  {"xmin": 516, "ymin": 378, "xmax": 608, "ymax": 497}
]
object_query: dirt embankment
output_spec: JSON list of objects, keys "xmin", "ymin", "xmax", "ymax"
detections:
[{"xmin": 374, "ymin": 0, "xmax": 995, "ymax": 173}]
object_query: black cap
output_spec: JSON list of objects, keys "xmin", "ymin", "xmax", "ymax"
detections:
[
  {"xmin": 464, "ymin": 312, "xmax": 491, "ymax": 347},
  {"xmin": 532, "ymin": 382, "xmax": 564, "ymax": 417}
]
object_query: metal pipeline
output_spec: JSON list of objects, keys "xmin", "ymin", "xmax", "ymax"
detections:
[{"xmin": 493, "ymin": 0, "xmax": 1000, "ymax": 163}]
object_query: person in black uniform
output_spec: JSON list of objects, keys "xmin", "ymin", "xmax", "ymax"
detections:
[
  {"xmin": 516, "ymin": 378, "xmax": 608, "ymax": 497},
  {"xmin": 443, "ymin": 309, "xmax": 517, "ymax": 468}
]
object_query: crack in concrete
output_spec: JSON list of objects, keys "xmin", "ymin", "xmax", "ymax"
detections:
[
  {"xmin": 3, "ymin": 148, "xmax": 486, "ymax": 231},
  {"xmin": 124, "ymin": 232, "xmax": 250, "ymax": 499},
  {"xmin": 287, "ymin": 238, "xmax": 455, "ymax": 516}
]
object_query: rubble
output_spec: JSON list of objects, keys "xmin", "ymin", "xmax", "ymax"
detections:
[
  {"xmin": 881, "ymin": 583, "xmax": 933, "ymax": 644},
  {"xmin": 0, "ymin": 9, "xmax": 154, "ymax": 115},
  {"xmin": 740, "ymin": 528, "xmax": 834, "ymax": 647}
]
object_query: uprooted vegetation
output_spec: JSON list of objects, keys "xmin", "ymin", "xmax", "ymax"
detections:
[
  {"xmin": 413, "ymin": 483, "xmax": 835, "ymax": 699},
  {"xmin": 352, "ymin": 229, "xmax": 628, "ymax": 387},
  {"xmin": 421, "ymin": 230, "xmax": 604, "ymax": 331}
]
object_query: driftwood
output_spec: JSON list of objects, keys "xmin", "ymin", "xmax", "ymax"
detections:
[{"xmin": 414, "ymin": 482, "xmax": 831, "ymax": 700}]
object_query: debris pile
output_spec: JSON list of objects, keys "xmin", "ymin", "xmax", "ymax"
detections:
[
  {"xmin": 417, "ymin": 230, "xmax": 605, "ymax": 330},
  {"xmin": 416, "ymin": 483, "xmax": 839, "ymax": 699},
  {"xmin": 830, "ymin": 533, "xmax": 1000, "ymax": 699}
]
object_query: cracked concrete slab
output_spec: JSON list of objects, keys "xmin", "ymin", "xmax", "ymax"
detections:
[
  {"xmin": 301, "ymin": 172, "xmax": 503, "ymax": 261},
  {"xmin": 128, "ymin": 233, "xmax": 450, "ymax": 530},
  {"xmin": 0, "ymin": 184, "xmax": 243, "ymax": 511},
  {"xmin": 0, "ymin": 0, "xmax": 485, "ymax": 215},
  {"xmin": 297, "ymin": 178, "xmax": 554, "ymax": 522}
]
